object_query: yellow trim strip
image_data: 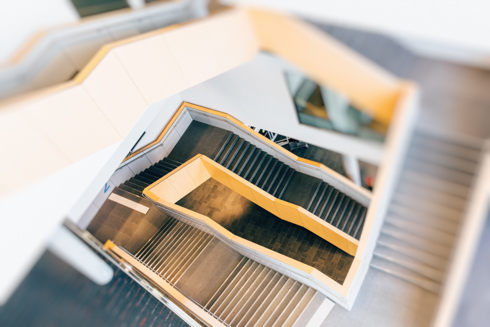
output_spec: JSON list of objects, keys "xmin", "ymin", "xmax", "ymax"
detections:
[{"xmin": 104, "ymin": 240, "xmax": 116, "ymax": 250}]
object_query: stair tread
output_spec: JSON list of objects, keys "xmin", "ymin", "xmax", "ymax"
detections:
[{"xmin": 370, "ymin": 257, "xmax": 440, "ymax": 294}]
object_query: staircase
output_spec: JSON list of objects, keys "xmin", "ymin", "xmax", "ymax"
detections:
[
  {"xmin": 131, "ymin": 215, "xmax": 332, "ymax": 326},
  {"xmin": 371, "ymin": 129, "xmax": 481, "ymax": 293},
  {"xmin": 215, "ymin": 133, "xmax": 367, "ymax": 240},
  {"xmin": 119, "ymin": 157, "xmax": 183, "ymax": 197}
]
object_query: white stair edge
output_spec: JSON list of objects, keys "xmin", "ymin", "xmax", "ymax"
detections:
[{"xmin": 293, "ymin": 292, "xmax": 335, "ymax": 327}]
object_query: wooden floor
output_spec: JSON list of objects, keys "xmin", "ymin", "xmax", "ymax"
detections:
[{"xmin": 176, "ymin": 178, "xmax": 354, "ymax": 284}]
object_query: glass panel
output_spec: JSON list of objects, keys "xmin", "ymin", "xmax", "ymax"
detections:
[
  {"xmin": 285, "ymin": 71, "xmax": 387, "ymax": 142},
  {"xmin": 71, "ymin": 0, "xmax": 130, "ymax": 17}
]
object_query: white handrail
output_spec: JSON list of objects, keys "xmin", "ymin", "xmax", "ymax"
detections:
[{"xmin": 0, "ymin": 0, "xmax": 205, "ymax": 100}]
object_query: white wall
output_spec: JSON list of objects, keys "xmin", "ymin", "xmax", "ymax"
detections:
[
  {"xmin": 224, "ymin": 0, "xmax": 490, "ymax": 68},
  {"xmin": 180, "ymin": 53, "xmax": 384, "ymax": 165},
  {"xmin": 0, "ymin": 94, "xmax": 183, "ymax": 305},
  {"xmin": 0, "ymin": 0, "xmax": 79, "ymax": 63}
]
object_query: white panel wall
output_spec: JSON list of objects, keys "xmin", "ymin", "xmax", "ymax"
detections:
[
  {"xmin": 114, "ymin": 35, "xmax": 189, "ymax": 104},
  {"xmin": 82, "ymin": 51, "xmax": 149, "ymax": 137},
  {"xmin": 20, "ymin": 86, "xmax": 122, "ymax": 162}
]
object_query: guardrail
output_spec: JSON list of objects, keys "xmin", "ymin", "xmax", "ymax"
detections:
[
  {"xmin": 105, "ymin": 240, "xmax": 226, "ymax": 327},
  {"xmin": 0, "ymin": 0, "xmax": 203, "ymax": 99}
]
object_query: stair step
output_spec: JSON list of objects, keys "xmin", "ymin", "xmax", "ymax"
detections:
[
  {"xmin": 397, "ymin": 182, "xmax": 467, "ymax": 211},
  {"xmin": 136, "ymin": 219, "xmax": 177, "ymax": 258},
  {"xmin": 307, "ymin": 182, "xmax": 325, "ymax": 212},
  {"xmin": 252, "ymin": 155, "xmax": 273, "ymax": 185},
  {"xmin": 134, "ymin": 174, "xmax": 154, "ymax": 185},
  {"xmin": 224, "ymin": 139, "xmax": 246, "ymax": 168},
  {"xmin": 370, "ymin": 256, "xmax": 440, "ymax": 294},
  {"xmin": 118, "ymin": 184, "xmax": 141, "ymax": 197},
  {"xmin": 411, "ymin": 134, "xmax": 481, "ymax": 162},
  {"xmin": 145, "ymin": 222, "xmax": 188, "ymax": 268},
  {"xmin": 248, "ymin": 152, "xmax": 268, "ymax": 183},
  {"xmin": 139, "ymin": 171, "xmax": 160, "ymax": 183},
  {"xmin": 220, "ymin": 264, "xmax": 266, "ymax": 322},
  {"xmin": 405, "ymin": 158, "xmax": 474, "ymax": 186},
  {"xmin": 219, "ymin": 135, "xmax": 240, "ymax": 165},
  {"xmin": 244, "ymin": 275, "xmax": 289, "ymax": 327},
  {"xmin": 228, "ymin": 267, "xmax": 274, "ymax": 326},
  {"xmin": 274, "ymin": 285, "xmax": 310, "ymax": 327},
  {"xmin": 255, "ymin": 278, "xmax": 296, "ymax": 327},
  {"xmin": 129, "ymin": 177, "xmax": 150, "ymax": 188},
  {"xmin": 171, "ymin": 233, "xmax": 214, "ymax": 284},
  {"xmin": 393, "ymin": 193, "xmax": 462, "ymax": 221},
  {"xmin": 210, "ymin": 259, "xmax": 255, "ymax": 313},
  {"xmin": 232, "ymin": 143, "xmax": 253, "ymax": 174},
  {"xmin": 260, "ymin": 160, "xmax": 280, "ymax": 190},
  {"xmin": 271, "ymin": 166, "xmax": 289, "ymax": 197},
  {"xmin": 236, "ymin": 272, "xmax": 282, "ymax": 327},
  {"xmin": 124, "ymin": 180, "xmax": 145, "ymax": 191},
  {"xmin": 162, "ymin": 157, "xmax": 183, "ymax": 167},
  {"xmin": 400, "ymin": 170, "xmax": 471, "ymax": 199},
  {"xmin": 229, "ymin": 141, "xmax": 250, "ymax": 172},
  {"xmin": 381, "ymin": 225, "xmax": 452, "ymax": 258},
  {"xmin": 152, "ymin": 224, "xmax": 193, "ymax": 273},
  {"xmin": 214, "ymin": 260, "xmax": 258, "ymax": 316},
  {"xmin": 214, "ymin": 133, "xmax": 234, "ymax": 162},
  {"xmin": 377, "ymin": 234, "xmax": 448, "ymax": 270},
  {"xmin": 385, "ymin": 215, "xmax": 456, "ymax": 246},
  {"xmin": 409, "ymin": 146, "xmax": 477, "ymax": 174},
  {"xmin": 205, "ymin": 257, "xmax": 248, "ymax": 309},
  {"xmin": 278, "ymin": 169, "xmax": 295, "ymax": 199},
  {"xmin": 282, "ymin": 288, "xmax": 317, "ymax": 327},
  {"xmin": 389, "ymin": 204, "xmax": 459, "ymax": 235},
  {"xmin": 161, "ymin": 227, "xmax": 202, "ymax": 280},
  {"xmin": 352, "ymin": 207, "xmax": 368, "ymax": 239},
  {"xmin": 242, "ymin": 149, "xmax": 263, "ymax": 180},
  {"xmin": 136, "ymin": 218, "xmax": 176, "ymax": 258},
  {"xmin": 263, "ymin": 281, "xmax": 301, "ymax": 327}
]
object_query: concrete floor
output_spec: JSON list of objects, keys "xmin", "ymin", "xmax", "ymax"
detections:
[
  {"xmin": 323, "ymin": 267, "xmax": 438, "ymax": 327},
  {"xmin": 453, "ymin": 210, "xmax": 490, "ymax": 327}
]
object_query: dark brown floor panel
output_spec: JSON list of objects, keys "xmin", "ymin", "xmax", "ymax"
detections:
[
  {"xmin": 176, "ymin": 178, "xmax": 353, "ymax": 284},
  {"xmin": 87, "ymin": 187, "xmax": 170, "ymax": 254},
  {"xmin": 168, "ymin": 121, "xmax": 232, "ymax": 163}
]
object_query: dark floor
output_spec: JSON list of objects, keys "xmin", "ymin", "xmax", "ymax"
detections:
[
  {"xmin": 168, "ymin": 121, "xmax": 231, "ymax": 164},
  {"xmin": 87, "ymin": 187, "xmax": 170, "ymax": 254},
  {"xmin": 0, "ymin": 249, "xmax": 188, "ymax": 327},
  {"xmin": 176, "ymin": 178, "xmax": 354, "ymax": 284}
]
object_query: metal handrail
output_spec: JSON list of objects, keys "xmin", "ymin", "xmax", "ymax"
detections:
[{"xmin": 118, "ymin": 246, "xmax": 231, "ymax": 327}]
